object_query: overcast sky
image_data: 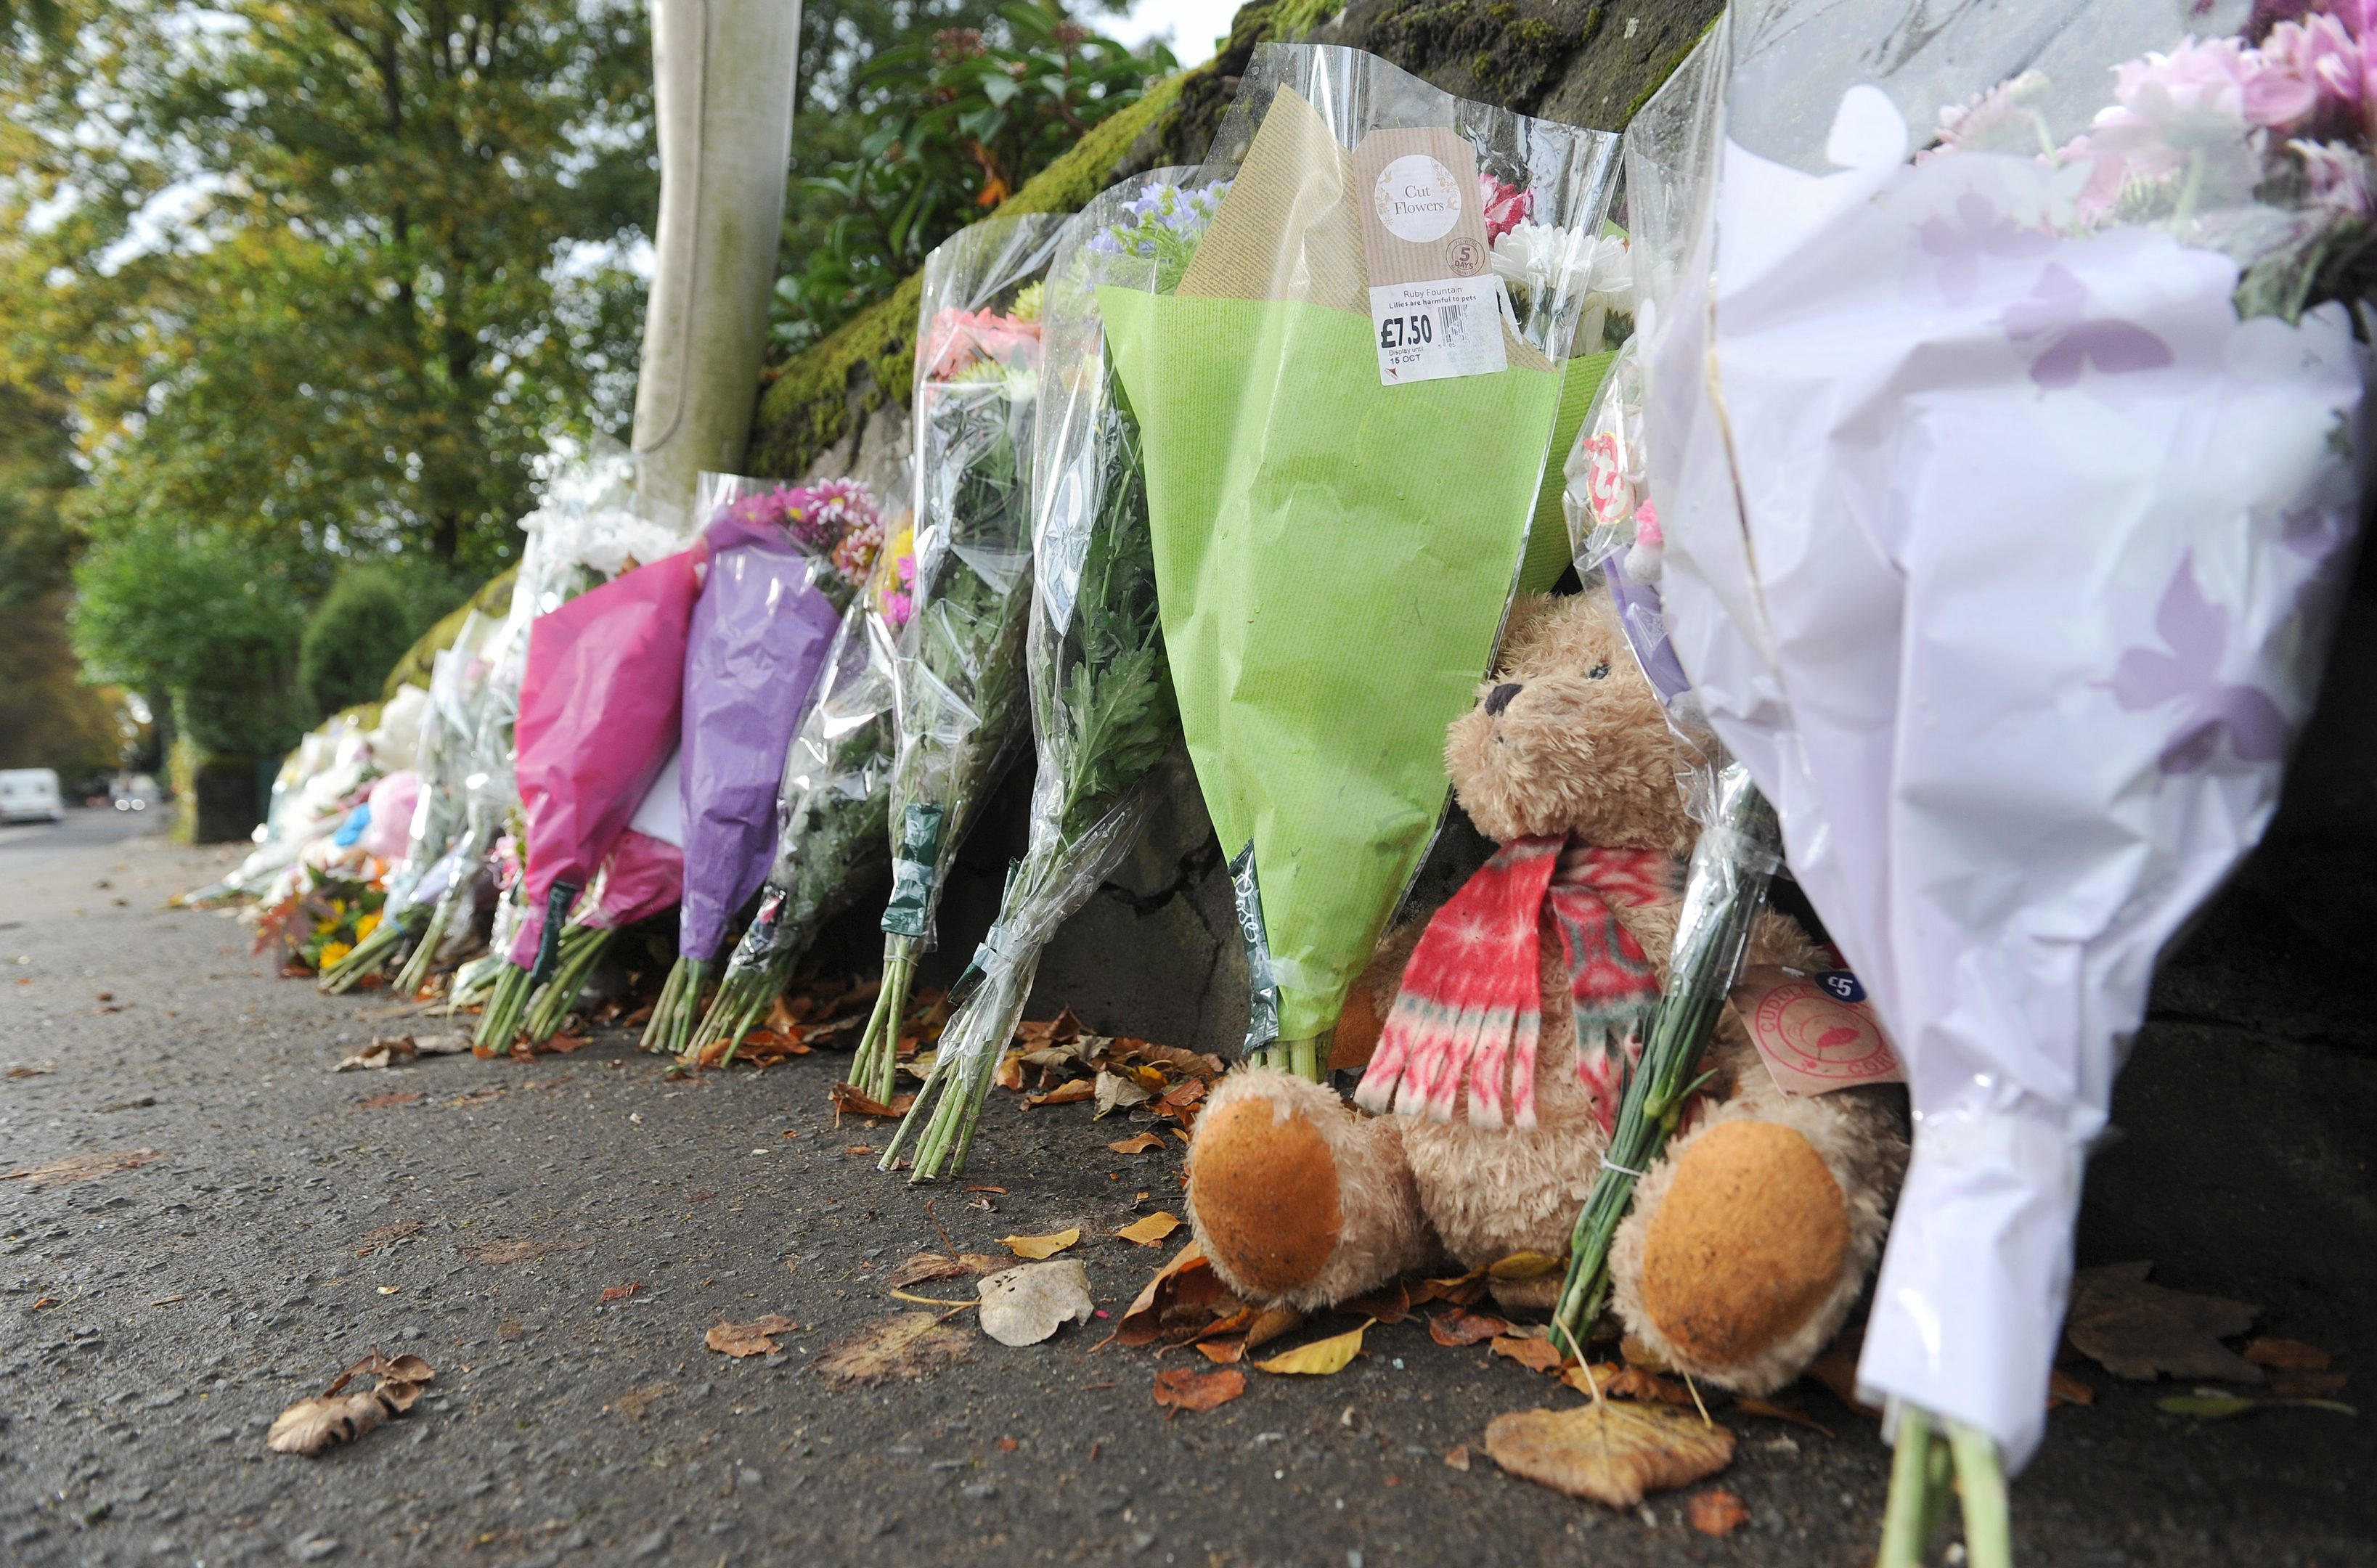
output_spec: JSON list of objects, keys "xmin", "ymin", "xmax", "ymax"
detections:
[{"xmin": 1107, "ymin": 0, "xmax": 1242, "ymax": 67}]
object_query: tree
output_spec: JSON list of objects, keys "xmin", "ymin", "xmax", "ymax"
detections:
[
  {"xmin": 0, "ymin": 1, "xmax": 658, "ymax": 581},
  {"xmin": 0, "ymin": 383, "xmax": 122, "ymax": 780},
  {"xmin": 299, "ymin": 565, "xmax": 449, "ymax": 718}
]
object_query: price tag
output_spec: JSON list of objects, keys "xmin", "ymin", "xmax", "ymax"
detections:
[
  {"xmin": 1353, "ymin": 129, "xmax": 1506, "ymax": 388},
  {"xmin": 1727, "ymin": 964, "xmax": 1904, "ymax": 1097},
  {"xmin": 1369, "ymin": 277, "xmax": 1504, "ymax": 384}
]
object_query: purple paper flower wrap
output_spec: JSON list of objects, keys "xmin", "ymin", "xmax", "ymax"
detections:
[{"xmin": 676, "ymin": 514, "xmax": 847, "ymax": 960}]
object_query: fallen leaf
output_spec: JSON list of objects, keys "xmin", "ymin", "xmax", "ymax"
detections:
[
  {"xmin": 1254, "ymin": 1321, "xmax": 1367, "ymax": 1376},
  {"xmin": 1443, "ymin": 1444, "xmax": 1472, "ymax": 1471},
  {"xmin": 1109, "ymin": 1132, "xmax": 1165, "ymax": 1154},
  {"xmin": 705, "ymin": 1315, "xmax": 799, "ymax": 1357},
  {"xmin": 1196, "ymin": 1339, "xmax": 1246, "ymax": 1365},
  {"xmin": 1488, "ymin": 1251, "xmax": 1564, "ymax": 1281},
  {"xmin": 1341, "ymin": 1281, "xmax": 1411, "ymax": 1324},
  {"xmin": 1, "ymin": 1148, "xmax": 163, "ymax": 1186},
  {"xmin": 1244, "ymin": 1305, "xmax": 1304, "ymax": 1352},
  {"xmin": 351, "ymin": 1220, "xmax": 420, "ymax": 1258},
  {"xmin": 1733, "ymin": 1396, "xmax": 1835, "ymax": 1437},
  {"xmin": 2158, "ymin": 1390, "xmax": 2260, "ymax": 1420},
  {"xmin": 1429, "ymin": 1310, "xmax": 1512, "ymax": 1347},
  {"xmin": 607, "ymin": 1381, "xmax": 674, "ymax": 1420},
  {"xmin": 2066, "ymin": 1261, "xmax": 2262, "ymax": 1384},
  {"xmin": 1002, "ymin": 1228, "xmax": 1082, "ymax": 1260},
  {"xmin": 1491, "ymin": 1334, "xmax": 1567, "ymax": 1375},
  {"xmin": 4, "ymin": 1061, "xmax": 57, "ymax": 1079},
  {"xmin": 356, "ymin": 1090, "xmax": 423, "ymax": 1110},
  {"xmin": 1115, "ymin": 1212, "xmax": 1182, "ymax": 1247},
  {"xmin": 1024, "ymin": 1079, "xmax": 1095, "ymax": 1108},
  {"xmin": 1689, "ymin": 1488, "xmax": 1752, "ymax": 1537},
  {"xmin": 1152, "ymin": 1367, "xmax": 1246, "ymax": 1413},
  {"xmin": 978, "ymin": 1261, "xmax": 1096, "ymax": 1347},
  {"xmin": 542, "ymin": 1034, "xmax": 590, "ymax": 1054},
  {"xmin": 1117, "ymin": 1239, "xmax": 1226, "ymax": 1346},
  {"xmin": 2270, "ymin": 1371, "xmax": 2352, "ymax": 1398},
  {"xmin": 829, "ymin": 1082, "xmax": 915, "ymax": 1119},
  {"xmin": 1412, "ymin": 1267, "xmax": 1489, "ymax": 1307},
  {"xmin": 2047, "ymin": 1368, "xmax": 2095, "ymax": 1409},
  {"xmin": 1620, "ymin": 1334, "xmax": 1675, "ymax": 1373},
  {"xmin": 1607, "ymin": 1366, "xmax": 1694, "ymax": 1405},
  {"xmin": 2245, "ymin": 1337, "xmax": 2333, "ymax": 1372},
  {"xmin": 599, "ymin": 1283, "xmax": 645, "ymax": 1304},
  {"xmin": 816, "ymin": 1312, "xmax": 972, "ymax": 1383},
  {"xmin": 844, "ymin": 1145, "xmax": 875, "ymax": 1156},
  {"xmin": 1805, "ymin": 1335, "xmax": 1883, "ymax": 1421},
  {"xmin": 1485, "ymin": 1401, "xmax": 1737, "ymax": 1508},
  {"xmin": 886, "ymin": 1251, "xmax": 1006, "ymax": 1289},
  {"xmin": 464, "ymin": 1237, "xmax": 590, "ymax": 1265},
  {"xmin": 266, "ymin": 1388, "xmax": 407, "ymax": 1455}
]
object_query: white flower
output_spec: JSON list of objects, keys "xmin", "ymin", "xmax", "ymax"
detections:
[{"xmin": 1491, "ymin": 225, "xmax": 1632, "ymax": 313}]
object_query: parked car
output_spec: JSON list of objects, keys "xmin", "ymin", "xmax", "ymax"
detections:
[
  {"xmin": 0, "ymin": 768, "xmax": 67, "ymax": 824},
  {"xmin": 111, "ymin": 772, "xmax": 160, "ymax": 813}
]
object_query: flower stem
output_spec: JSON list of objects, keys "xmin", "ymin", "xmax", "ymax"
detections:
[
  {"xmin": 849, "ymin": 938, "xmax": 917, "ymax": 1103},
  {"xmin": 687, "ymin": 953, "xmax": 794, "ymax": 1067},
  {"xmin": 640, "ymin": 956, "xmax": 714, "ymax": 1055},
  {"xmin": 390, "ymin": 900, "xmax": 451, "ymax": 998},
  {"xmin": 318, "ymin": 908, "xmax": 416, "ymax": 994},
  {"xmin": 472, "ymin": 962, "xmax": 537, "ymax": 1054},
  {"xmin": 1949, "ymin": 1421, "xmax": 2012, "ymax": 1568},
  {"xmin": 523, "ymin": 926, "xmax": 611, "ymax": 1042},
  {"xmin": 1878, "ymin": 1405, "xmax": 1948, "ymax": 1568}
]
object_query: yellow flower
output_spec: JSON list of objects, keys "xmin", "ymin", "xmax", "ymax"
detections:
[
  {"xmin": 355, "ymin": 911, "xmax": 381, "ymax": 942},
  {"xmin": 318, "ymin": 941, "xmax": 354, "ymax": 971}
]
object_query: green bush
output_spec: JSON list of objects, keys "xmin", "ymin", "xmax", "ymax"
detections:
[
  {"xmin": 771, "ymin": 1, "xmax": 1175, "ymax": 356},
  {"xmin": 298, "ymin": 567, "xmax": 431, "ymax": 717},
  {"xmin": 72, "ymin": 528, "xmax": 311, "ymax": 758}
]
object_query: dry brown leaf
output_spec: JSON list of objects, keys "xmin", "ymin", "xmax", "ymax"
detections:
[
  {"xmin": 1024, "ymin": 1078, "xmax": 1095, "ymax": 1108},
  {"xmin": 2047, "ymin": 1368, "xmax": 2095, "ymax": 1409},
  {"xmin": 977, "ymin": 1262, "xmax": 1095, "ymax": 1347},
  {"xmin": 705, "ymin": 1315, "xmax": 799, "ymax": 1357},
  {"xmin": 598, "ymin": 1282, "xmax": 645, "ymax": 1304},
  {"xmin": 1253, "ymin": 1322, "xmax": 1366, "ymax": 1376},
  {"xmin": 1108, "ymin": 1132, "xmax": 1165, "ymax": 1154},
  {"xmin": 1196, "ymin": 1339, "xmax": 1247, "ymax": 1365},
  {"xmin": 267, "ymin": 1389, "xmax": 402, "ymax": 1455},
  {"xmin": 1412, "ymin": 1268, "xmax": 1489, "ymax": 1307},
  {"xmin": 1341, "ymin": 1281, "xmax": 1412, "ymax": 1324},
  {"xmin": 2270, "ymin": 1370, "xmax": 2352, "ymax": 1398},
  {"xmin": 1689, "ymin": 1488, "xmax": 1752, "ymax": 1537},
  {"xmin": 1094, "ymin": 1070, "xmax": 1151, "ymax": 1117},
  {"xmin": 1488, "ymin": 1251, "xmax": 1564, "ymax": 1281},
  {"xmin": 607, "ymin": 1381, "xmax": 674, "ymax": 1420},
  {"xmin": 1443, "ymin": 1443, "xmax": 1472, "ymax": 1471},
  {"xmin": 1002, "ymin": 1227, "xmax": 1082, "ymax": 1260},
  {"xmin": 1485, "ymin": 1401, "xmax": 1736, "ymax": 1508},
  {"xmin": 1429, "ymin": 1310, "xmax": 1512, "ymax": 1347},
  {"xmin": 2066, "ymin": 1261, "xmax": 2262, "ymax": 1383},
  {"xmin": 1609, "ymin": 1367, "xmax": 1695, "ymax": 1405},
  {"xmin": 1620, "ymin": 1334, "xmax": 1675, "ymax": 1373},
  {"xmin": 1244, "ymin": 1305, "xmax": 1304, "ymax": 1352},
  {"xmin": 1491, "ymin": 1334, "xmax": 1567, "ymax": 1375},
  {"xmin": 1152, "ymin": 1367, "xmax": 1246, "ymax": 1413},
  {"xmin": 829, "ymin": 1082, "xmax": 915, "ymax": 1119},
  {"xmin": 1, "ymin": 1148, "xmax": 163, "ymax": 1186},
  {"xmin": 815, "ymin": 1312, "xmax": 972, "ymax": 1383},
  {"xmin": 1115, "ymin": 1211, "xmax": 1182, "ymax": 1247},
  {"xmin": 2245, "ymin": 1337, "xmax": 2333, "ymax": 1371},
  {"xmin": 1117, "ymin": 1239, "xmax": 1228, "ymax": 1346},
  {"xmin": 1733, "ymin": 1396, "xmax": 1835, "ymax": 1437},
  {"xmin": 465, "ymin": 1237, "xmax": 590, "ymax": 1265},
  {"xmin": 886, "ymin": 1251, "xmax": 1005, "ymax": 1289}
]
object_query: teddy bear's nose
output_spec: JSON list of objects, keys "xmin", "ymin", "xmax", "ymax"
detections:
[{"xmin": 1484, "ymin": 682, "xmax": 1522, "ymax": 716}]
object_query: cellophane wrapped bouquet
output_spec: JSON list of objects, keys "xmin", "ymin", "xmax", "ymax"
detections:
[
  {"xmin": 640, "ymin": 474, "xmax": 883, "ymax": 1056},
  {"xmin": 884, "ymin": 172, "xmax": 1195, "ymax": 1181},
  {"xmin": 847, "ymin": 215, "xmax": 1063, "ymax": 1103},
  {"xmin": 1630, "ymin": 1, "xmax": 2373, "ymax": 1551},
  {"xmin": 686, "ymin": 510, "xmax": 912, "ymax": 1063},
  {"xmin": 518, "ymin": 764, "xmax": 688, "ymax": 1045},
  {"xmin": 1095, "ymin": 44, "xmax": 1624, "ymax": 1074}
]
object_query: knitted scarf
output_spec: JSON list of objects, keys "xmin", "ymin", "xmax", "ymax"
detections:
[{"xmin": 1353, "ymin": 836, "xmax": 1675, "ymax": 1132}]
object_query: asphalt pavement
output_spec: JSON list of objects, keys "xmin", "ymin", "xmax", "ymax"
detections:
[{"xmin": 1, "ymin": 829, "xmax": 2373, "ymax": 1567}]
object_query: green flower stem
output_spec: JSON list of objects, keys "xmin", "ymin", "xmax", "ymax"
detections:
[
  {"xmin": 389, "ymin": 899, "xmax": 451, "ymax": 998},
  {"xmin": 640, "ymin": 956, "xmax": 715, "ymax": 1055},
  {"xmin": 886, "ymin": 959, "xmax": 1030, "ymax": 1181},
  {"xmin": 472, "ymin": 962, "xmax": 537, "ymax": 1054},
  {"xmin": 849, "ymin": 937, "xmax": 919, "ymax": 1103},
  {"xmin": 318, "ymin": 906, "xmax": 420, "ymax": 994},
  {"xmin": 1949, "ymin": 1420, "xmax": 2013, "ymax": 1568},
  {"xmin": 688, "ymin": 951, "xmax": 796, "ymax": 1066},
  {"xmin": 1878, "ymin": 1405, "xmax": 1949, "ymax": 1568},
  {"xmin": 1549, "ymin": 762, "xmax": 1777, "ymax": 1360},
  {"xmin": 523, "ymin": 925, "xmax": 613, "ymax": 1042}
]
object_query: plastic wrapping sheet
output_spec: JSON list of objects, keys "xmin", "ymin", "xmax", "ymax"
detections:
[
  {"xmin": 876, "ymin": 214, "xmax": 1064, "ymax": 951},
  {"xmin": 676, "ymin": 473, "xmax": 881, "ymax": 963},
  {"xmin": 1096, "ymin": 44, "xmax": 1623, "ymax": 1047},
  {"xmin": 1629, "ymin": 1, "xmax": 2371, "ymax": 1465},
  {"xmin": 888, "ymin": 173, "xmax": 1194, "ymax": 1176}
]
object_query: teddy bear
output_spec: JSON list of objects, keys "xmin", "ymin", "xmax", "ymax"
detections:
[{"xmin": 1183, "ymin": 587, "xmax": 1908, "ymax": 1394}]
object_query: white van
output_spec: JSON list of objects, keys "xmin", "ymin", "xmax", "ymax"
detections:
[{"xmin": 0, "ymin": 768, "xmax": 66, "ymax": 824}]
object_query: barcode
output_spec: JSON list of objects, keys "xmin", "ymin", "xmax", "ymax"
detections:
[{"xmin": 1377, "ymin": 302, "xmax": 1476, "ymax": 351}]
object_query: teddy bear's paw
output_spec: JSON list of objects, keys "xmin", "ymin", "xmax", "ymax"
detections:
[
  {"xmin": 1186, "ymin": 1087, "xmax": 1345, "ymax": 1299},
  {"xmin": 1636, "ymin": 1119, "xmax": 1850, "ymax": 1372}
]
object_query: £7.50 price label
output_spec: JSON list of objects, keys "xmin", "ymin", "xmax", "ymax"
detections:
[{"xmin": 1369, "ymin": 277, "xmax": 1504, "ymax": 385}]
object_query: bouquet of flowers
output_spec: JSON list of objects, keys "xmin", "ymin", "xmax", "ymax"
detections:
[
  {"xmin": 1093, "ymin": 44, "xmax": 1624, "ymax": 1071},
  {"xmin": 641, "ymin": 474, "xmax": 883, "ymax": 1056},
  {"xmin": 685, "ymin": 523, "xmax": 909, "ymax": 1062},
  {"xmin": 518, "ymin": 815, "xmax": 685, "ymax": 1044},
  {"xmin": 884, "ymin": 172, "xmax": 1197, "ymax": 1181},
  {"xmin": 847, "ymin": 215, "xmax": 1062, "ymax": 1103},
  {"xmin": 1631, "ymin": 5, "xmax": 2372, "ymax": 1556}
]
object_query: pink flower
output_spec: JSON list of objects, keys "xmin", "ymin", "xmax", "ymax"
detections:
[
  {"xmin": 2250, "ymin": 13, "xmax": 2365, "ymax": 127},
  {"xmin": 921, "ymin": 307, "xmax": 1042, "ymax": 380},
  {"xmin": 2293, "ymin": 136, "xmax": 2376, "ymax": 214},
  {"xmin": 2061, "ymin": 36, "xmax": 2267, "ymax": 221},
  {"xmin": 1477, "ymin": 173, "xmax": 1534, "ymax": 244},
  {"xmin": 1934, "ymin": 70, "xmax": 2051, "ymax": 155}
]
